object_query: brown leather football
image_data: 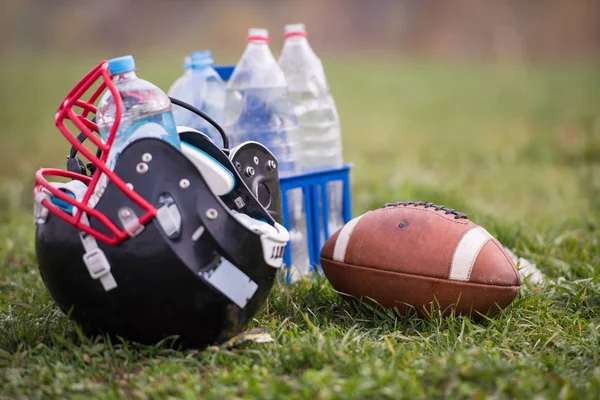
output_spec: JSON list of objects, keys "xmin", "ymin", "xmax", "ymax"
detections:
[{"xmin": 320, "ymin": 201, "xmax": 521, "ymax": 318}]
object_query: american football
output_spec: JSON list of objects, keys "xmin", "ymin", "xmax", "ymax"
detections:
[{"xmin": 320, "ymin": 201, "xmax": 521, "ymax": 318}]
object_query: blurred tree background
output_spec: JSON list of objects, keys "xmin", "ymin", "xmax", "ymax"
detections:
[{"xmin": 1, "ymin": 0, "xmax": 599, "ymax": 63}]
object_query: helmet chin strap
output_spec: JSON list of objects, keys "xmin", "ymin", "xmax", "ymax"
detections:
[
  {"xmin": 79, "ymin": 217, "xmax": 118, "ymax": 292},
  {"xmin": 197, "ymin": 211, "xmax": 289, "ymax": 309},
  {"xmin": 36, "ymin": 180, "xmax": 118, "ymax": 292}
]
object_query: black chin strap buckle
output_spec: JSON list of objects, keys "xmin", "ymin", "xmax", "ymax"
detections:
[
  {"xmin": 66, "ymin": 155, "xmax": 87, "ymax": 176},
  {"xmin": 66, "ymin": 155, "xmax": 97, "ymax": 177}
]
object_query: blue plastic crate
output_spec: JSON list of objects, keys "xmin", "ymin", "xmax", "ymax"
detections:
[
  {"xmin": 215, "ymin": 65, "xmax": 353, "ymax": 282},
  {"xmin": 278, "ymin": 165, "xmax": 353, "ymax": 281},
  {"xmin": 214, "ymin": 65, "xmax": 235, "ymax": 81}
]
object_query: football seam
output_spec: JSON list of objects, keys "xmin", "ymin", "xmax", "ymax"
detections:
[
  {"xmin": 380, "ymin": 205, "xmax": 471, "ymax": 225},
  {"xmin": 321, "ymin": 258, "xmax": 522, "ymax": 288}
]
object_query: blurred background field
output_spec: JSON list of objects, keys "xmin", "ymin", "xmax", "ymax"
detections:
[
  {"xmin": 1, "ymin": 0, "xmax": 600, "ymax": 397},
  {"xmin": 1, "ymin": 56, "xmax": 599, "ymax": 228},
  {"xmin": 1, "ymin": 0, "xmax": 599, "ymax": 228}
]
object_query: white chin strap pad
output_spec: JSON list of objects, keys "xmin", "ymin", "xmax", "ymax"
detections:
[
  {"xmin": 61, "ymin": 180, "xmax": 88, "ymax": 202},
  {"xmin": 35, "ymin": 180, "xmax": 86, "ymax": 224},
  {"xmin": 231, "ymin": 211, "xmax": 290, "ymax": 268},
  {"xmin": 180, "ymin": 142, "xmax": 235, "ymax": 196}
]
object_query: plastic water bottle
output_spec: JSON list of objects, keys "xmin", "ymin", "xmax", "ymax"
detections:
[
  {"xmin": 225, "ymin": 28, "xmax": 300, "ymax": 171},
  {"xmin": 166, "ymin": 54, "xmax": 192, "ymax": 99},
  {"xmin": 92, "ymin": 55, "xmax": 181, "ymax": 205},
  {"xmin": 278, "ymin": 24, "xmax": 345, "ymax": 245},
  {"xmin": 168, "ymin": 50, "xmax": 226, "ymax": 146},
  {"xmin": 225, "ymin": 28, "xmax": 309, "ymax": 279}
]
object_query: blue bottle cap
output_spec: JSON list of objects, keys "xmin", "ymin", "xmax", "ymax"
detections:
[
  {"xmin": 108, "ymin": 55, "xmax": 136, "ymax": 75},
  {"xmin": 189, "ymin": 50, "xmax": 214, "ymax": 69}
]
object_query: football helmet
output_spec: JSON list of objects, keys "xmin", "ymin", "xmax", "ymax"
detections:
[{"xmin": 33, "ymin": 60, "xmax": 290, "ymax": 348}]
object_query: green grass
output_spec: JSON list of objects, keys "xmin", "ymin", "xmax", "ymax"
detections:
[{"xmin": 1, "ymin": 53, "xmax": 600, "ymax": 399}]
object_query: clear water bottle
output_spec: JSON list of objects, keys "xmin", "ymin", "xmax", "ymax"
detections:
[
  {"xmin": 166, "ymin": 54, "xmax": 192, "ymax": 99},
  {"xmin": 168, "ymin": 50, "xmax": 226, "ymax": 146},
  {"xmin": 91, "ymin": 55, "xmax": 181, "ymax": 206},
  {"xmin": 225, "ymin": 28, "xmax": 309, "ymax": 279},
  {"xmin": 278, "ymin": 24, "xmax": 345, "ymax": 245},
  {"xmin": 225, "ymin": 28, "xmax": 300, "ymax": 172}
]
